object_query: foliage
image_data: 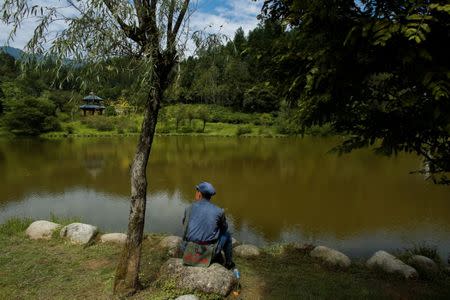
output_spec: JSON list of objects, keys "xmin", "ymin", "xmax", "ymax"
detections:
[
  {"xmin": 243, "ymin": 82, "xmax": 278, "ymax": 113},
  {"xmin": 104, "ymin": 106, "xmax": 117, "ymax": 116},
  {"xmin": 79, "ymin": 115, "xmax": 138, "ymax": 133},
  {"xmin": 261, "ymin": 0, "xmax": 450, "ymax": 184},
  {"xmin": 2, "ymin": 96, "xmax": 61, "ymax": 135},
  {"xmin": 236, "ymin": 125, "xmax": 252, "ymax": 136}
]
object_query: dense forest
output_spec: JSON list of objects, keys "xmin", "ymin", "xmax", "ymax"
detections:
[{"xmin": 0, "ymin": 0, "xmax": 449, "ymax": 183}]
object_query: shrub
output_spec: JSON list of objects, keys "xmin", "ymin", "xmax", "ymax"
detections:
[
  {"xmin": 104, "ymin": 106, "xmax": 117, "ymax": 116},
  {"xmin": 2, "ymin": 97, "xmax": 61, "ymax": 136},
  {"xmin": 179, "ymin": 126, "xmax": 194, "ymax": 133},
  {"xmin": 81, "ymin": 116, "xmax": 115, "ymax": 132},
  {"xmin": 65, "ymin": 125, "xmax": 74, "ymax": 134},
  {"xmin": 157, "ymin": 126, "xmax": 170, "ymax": 134},
  {"xmin": 57, "ymin": 112, "xmax": 71, "ymax": 122},
  {"xmin": 43, "ymin": 116, "xmax": 62, "ymax": 132},
  {"xmin": 243, "ymin": 83, "xmax": 279, "ymax": 113},
  {"xmin": 127, "ymin": 124, "xmax": 139, "ymax": 133},
  {"xmin": 236, "ymin": 126, "xmax": 252, "ymax": 136}
]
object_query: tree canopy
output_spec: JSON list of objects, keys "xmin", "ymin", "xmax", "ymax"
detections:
[{"xmin": 259, "ymin": 0, "xmax": 450, "ymax": 183}]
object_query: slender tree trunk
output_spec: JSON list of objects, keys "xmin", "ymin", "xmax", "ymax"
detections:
[{"xmin": 113, "ymin": 81, "xmax": 162, "ymax": 296}]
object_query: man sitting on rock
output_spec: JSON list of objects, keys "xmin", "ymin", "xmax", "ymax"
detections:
[{"xmin": 181, "ymin": 181, "xmax": 235, "ymax": 269}]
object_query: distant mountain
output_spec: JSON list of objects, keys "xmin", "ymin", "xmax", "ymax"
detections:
[{"xmin": 0, "ymin": 46, "xmax": 25, "ymax": 59}]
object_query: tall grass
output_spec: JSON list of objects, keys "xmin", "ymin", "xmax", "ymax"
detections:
[
  {"xmin": 0, "ymin": 217, "xmax": 33, "ymax": 236},
  {"xmin": 397, "ymin": 242, "xmax": 441, "ymax": 264}
]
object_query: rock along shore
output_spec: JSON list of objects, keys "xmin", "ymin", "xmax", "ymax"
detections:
[{"xmin": 25, "ymin": 219, "xmax": 449, "ymax": 297}]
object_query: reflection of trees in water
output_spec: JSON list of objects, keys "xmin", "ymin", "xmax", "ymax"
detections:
[
  {"xmin": 83, "ymin": 150, "xmax": 105, "ymax": 179},
  {"xmin": 1, "ymin": 136, "xmax": 450, "ymax": 242}
]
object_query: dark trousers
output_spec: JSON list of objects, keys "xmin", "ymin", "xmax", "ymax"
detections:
[{"xmin": 216, "ymin": 231, "xmax": 233, "ymax": 264}]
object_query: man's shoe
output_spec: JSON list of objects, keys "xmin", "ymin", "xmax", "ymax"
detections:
[{"xmin": 224, "ymin": 261, "xmax": 235, "ymax": 270}]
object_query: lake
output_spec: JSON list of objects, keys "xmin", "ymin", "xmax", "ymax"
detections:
[{"xmin": 1, "ymin": 136, "xmax": 449, "ymax": 258}]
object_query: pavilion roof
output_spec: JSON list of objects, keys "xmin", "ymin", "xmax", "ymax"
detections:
[{"xmin": 83, "ymin": 92, "xmax": 103, "ymax": 101}]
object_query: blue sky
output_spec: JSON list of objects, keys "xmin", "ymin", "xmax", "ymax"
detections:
[{"xmin": 0, "ymin": 0, "xmax": 263, "ymax": 50}]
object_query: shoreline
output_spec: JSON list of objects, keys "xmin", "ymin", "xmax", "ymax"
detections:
[{"xmin": 1, "ymin": 217, "xmax": 450, "ymax": 299}]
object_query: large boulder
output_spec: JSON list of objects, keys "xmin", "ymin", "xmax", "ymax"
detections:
[
  {"xmin": 159, "ymin": 235, "xmax": 182, "ymax": 256},
  {"xmin": 366, "ymin": 250, "xmax": 418, "ymax": 279},
  {"xmin": 310, "ymin": 246, "xmax": 351, "ymax": 268},
  {"xmin": 100, "ymin": 233, "xmax": 127, "ymax": 244},
  {"xmin": 159, "ymin": 258, "xmax": 236, "ymax": 296},
  {"xmin": 408, "ymin": 255, "xmax": 438, "ymax": 276},
  {"xmin": 25, "ymin": 220, "xmax": 60, "ymax": 240},
  {"xmin": 60, "ymin": 223, "xmax": 98, "ymax": 245},
  {"xmin": 234, "ymin": 244, "xmax": 261, "ymax": 258},
  {"xmin": 175, "ymin": 295, "xmax": 199, "ymax": 300},
  {"xmin": 232, "ymin": 238, "xmax": 240, "ymax": 248}
]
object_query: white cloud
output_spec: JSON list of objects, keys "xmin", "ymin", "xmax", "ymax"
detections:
[
  {"xmin": 184, "ymin": 0, "xmax": 262, "ymax": 55},
  {"xmin": 0, "ymin": 0, "xmax": 79, "ymax": 50},
  {"xmin": 190, "ymin": 0, "xmax": 261, "ymax": 37},
  {"xmin": 1, "ymin": 0, "xmax": 262, "ymax": 55}
]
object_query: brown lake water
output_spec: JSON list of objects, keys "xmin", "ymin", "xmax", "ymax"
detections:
[{"xmin": 1, "ymin": 136, "xmax": 449, "ymax": 258}]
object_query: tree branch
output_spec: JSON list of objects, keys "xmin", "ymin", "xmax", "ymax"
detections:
[
  {"xmin": 166, "ymin": 0, "xmax": 175, "ymax": 48},
  {"xmin": 168, "ymin": 0, "xmax": 190, "ymax": 49},
  {"xmin": 102, "ymin": 0, "xmax": 142, "ymax": 44}
]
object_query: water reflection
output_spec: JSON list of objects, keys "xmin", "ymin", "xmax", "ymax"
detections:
[{"xmin": 0, "ymin": 136, "xmax": 449, "ymax": 258}]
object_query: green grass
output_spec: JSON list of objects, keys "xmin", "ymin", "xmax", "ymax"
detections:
[{"xmin": 2, "ymin": 219, "xmax": 449, "ymax": 299}]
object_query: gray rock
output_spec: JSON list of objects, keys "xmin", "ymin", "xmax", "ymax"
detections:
[
  {"xmin": 175, "ymin": 295, "xmax": 199, "ymax": 300},
  {"xmin": 25, "ymin": 220, "xmax": 60, "ymax": 240},
  {"xmin": 159, "ymin": 235, "xmax": 182, "ymax": 256},
  {"xmin": 160, "ymin": 258, "xmax": 236, "ymax": 296},
  {"xmin": 367, "ymin": 250, "xmax": 418, "ymax": 279},
  {"xmin": 100, "ymin": 233, "xmax": 127, "ymax": 244},
  {"xmin": 408, "ymin": 255, "xmax": 438, "ymax": 276},
  {"xmin": 234, "ymin": 244, "xmax": 261, "ymax": 258},
  {"xmin": 60, "ymin": 223, "xmax": 98, "ymax": 245},
  {"xmin": 310, "ymin": 246, "xmax": 351, "ymax": 268}
]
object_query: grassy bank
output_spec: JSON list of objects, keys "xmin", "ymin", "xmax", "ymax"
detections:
[
  {"xmin": 39, "ymin": 118, "xmax": 282, "ymax": 139},
  {"xmin": 2, "ymin": 104, "xmax": 336, "ymax": 138},
  {"xmin": 1, "ymin": 218, "xmax": 450, "ymax": 299}
]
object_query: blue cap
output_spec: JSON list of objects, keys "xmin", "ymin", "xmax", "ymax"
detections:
[{"xmin": 196, "ymin": 182, "xmax": 216, "ymax": 198}]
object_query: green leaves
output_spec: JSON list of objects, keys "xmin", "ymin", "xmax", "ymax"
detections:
[{"xmin": 260, "ymin": 0, "xmax": 450, "ymax": 184}]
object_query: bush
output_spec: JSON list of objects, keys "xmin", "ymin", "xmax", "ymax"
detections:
[
  {"xmin": 157, "ymin": 126, "xmax": 170, "ymax": 134},
  {"xmin": 179, "ymin": 126, "xmax": 194, "ymax": 133},
  {"xmin": 2, "ymin": 97, "xmax": 61, "ymax": 136},
  {"xmin": 42, "ymin": 116, "xmax": 62, "ymax": 132},
  {"xmin": 236, "ymin": 126, "xmax": 252, "ymax": 136},
  {"xmin": 243, "ymin": 83, "xmax": 279, "ymax": 113},
  {"xmin": 57, "ymin": 112, "xmax": 71, "ymax": 122},
  {"xmin": 127, "ymin": 123, "xmax": 139, "ymax": 133},
  {"xmin": 104, "ymin": 106, "xmax": 117, "ymax": 116},
  {"xmin": 81, "ymin": 116, "xmax": 115, "ymax": 132},
  {"xmin": 275, "ymin": 104, "xmax": 302, "ymax": 135},
  {"xmin": 65, "ymin": 125, "xmax": 74, "ymax": 134}
]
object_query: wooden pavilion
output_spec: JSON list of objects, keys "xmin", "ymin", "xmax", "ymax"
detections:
[{"xmin": 80, "ymin": 92, "xmax": 105, "ymax": 116}]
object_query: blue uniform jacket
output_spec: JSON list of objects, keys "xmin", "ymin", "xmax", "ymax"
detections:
[{"xmin": 183, "ymin": 198, "xmax": 228, "ymax": 243}]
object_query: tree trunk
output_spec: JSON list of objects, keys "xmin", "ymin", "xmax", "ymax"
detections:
[
  {"xmin": 202, "ymin": 120, "xmax": 206, "ymax": 132},
  {"xmin": 113, "ymin": 82, "xmax": 162, "ymax": 296}
]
